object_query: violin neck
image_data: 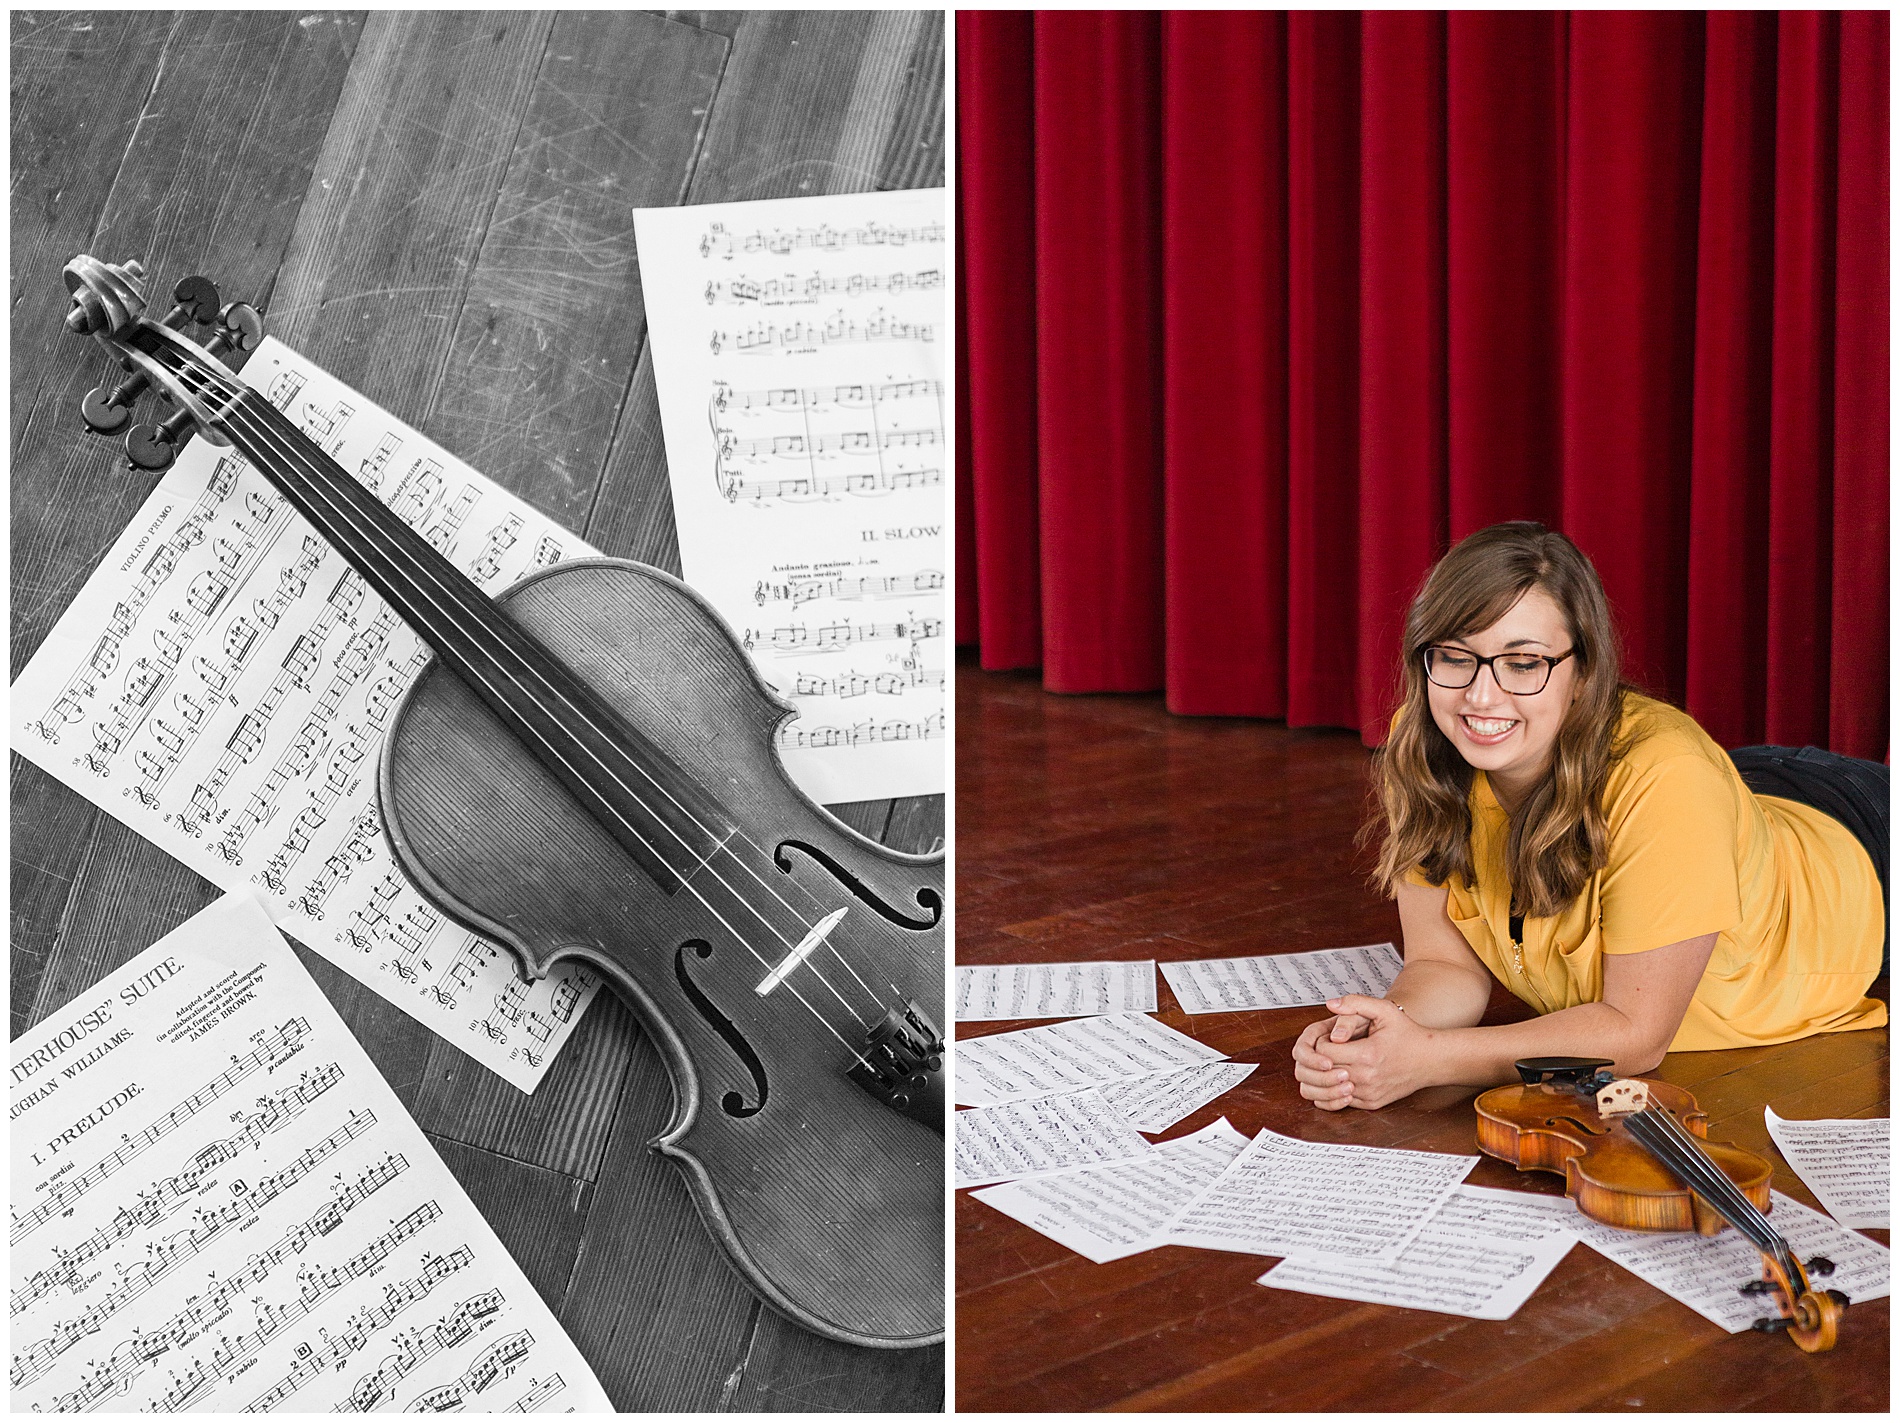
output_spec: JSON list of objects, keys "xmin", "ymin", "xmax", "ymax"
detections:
[{"xmin": 215, "ymin": 387, "xmax": 733, "ymax": 893}]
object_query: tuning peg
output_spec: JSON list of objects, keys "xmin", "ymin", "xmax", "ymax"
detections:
[
  {"xmin": 125, "ymin": 419, "xmax": 180, "ymax": 471},
  {"xmin": 216, "ymin": 302, "xmax": 263, "ymax": 352}
]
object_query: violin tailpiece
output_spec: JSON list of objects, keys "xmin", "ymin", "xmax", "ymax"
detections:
[{"xmin": 847, "ymin": 1000, "xmax": 944, "ymax": 1135}]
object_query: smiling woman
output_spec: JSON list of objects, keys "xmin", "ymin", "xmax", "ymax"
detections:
[{"xmin": 1291, "ymin": 522, "xmax": 1889, "ymax": 1111}]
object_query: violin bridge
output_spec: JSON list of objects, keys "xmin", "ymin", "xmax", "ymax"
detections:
[
  {"xmin": 755, "ymin": 907, "xmax": 847, "ymax": 995},
  {"xmin": 1596, "ymin": 1079, "xmax": 1651, "ymax": 1117}
]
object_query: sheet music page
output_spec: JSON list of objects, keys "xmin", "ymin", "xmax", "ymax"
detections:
[
  {"xmin": 953, "ymin": 1089, "xmax": 1154, "ymax": 1190},
  {"xmin": 1160, "ymin": 943, "xmax": 1403, "ymax": 1014},
  {"xmin": 10, "ymin": 339, "xmax": 602, "ymax": 1093},
  {"xmin": 634, "ymin": 189, "xmax": 947, "ymax": 804},
  {"xmin": 1099, "ymin": 1062, "xmax": 1259, "ymax": 1133},
  {"xmin": 1165, "ymin": 1127, "xmax": 1477, "ymax": 1261},
  {"xmin": 1765, "ymin": 1107, "xmax": 1891, "ymax": 1228},
  {"xmin": 1260, "ymin": 1185, "xmax": 1580, "ymax": 1319},
  {"xmin": 953, "ymin": 1012, "xmax": 1227, "ymax": 1107},
  {"xmin": 954, "ymin": 960, "xmax": 1158, "ymax": 1022},
  {"xmin": 9, "ymin": 890, "xmax": 612, "ymax": 1413},
  {"xmin": 970, "ymin": 1119, "xmax": 1250, "ymax": 1264},
  {"xmin": 1571, "ymin": 1191, "xmax": 1891, "ymax": 1333}
]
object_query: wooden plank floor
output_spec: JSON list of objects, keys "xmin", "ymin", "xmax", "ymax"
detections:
[
  {"xmin": 956, "ymin": 654, "xmax": 1889, "ymax": 1412},
  {"xmin": 10, "ymin": 11, "xmax": 943, "ymax": 1411}
]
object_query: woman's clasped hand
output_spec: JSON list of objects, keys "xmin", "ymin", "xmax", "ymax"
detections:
[{"xmin": 1291, "ymin": 996, "xmax": 1434, "ymax": 1111}]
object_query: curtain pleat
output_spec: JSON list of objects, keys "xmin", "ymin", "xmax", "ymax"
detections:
[
  {"xmin": 1686, "ymin": 12, "xmax": 1779, "ymax": 749},
  {"xmin": 1161, "ymin": 12, "xmax": 1287, "ymax": 718},
  {"xmin": 1560, "ymin": 12, "xmax": 1705, "ymax": 700},
  {"xmin": 957, "ymin": 11, "xmax": 1041, "ymax": 667},
  {"xmin": 1034, "ymin": 12, "xmax": 1165, "ymax": 692},
  {"xmin": 1764, "ymin": 12, "xmax": 1839, "ymax": 745},
  {"xmin": 1446, "ymin": 13, "xmax": 1567, "ymax": 537},
  {"xmin": 1830, "ymin": 10, "xmax": 1888, "ymax": 756},
  {"xmin": 1358, "ymin": 12, "xmax": 1447, "ymax": 739},
  {"xmin": 958, "ymin": 9, "xmax": 1888, "ymax": 760}
]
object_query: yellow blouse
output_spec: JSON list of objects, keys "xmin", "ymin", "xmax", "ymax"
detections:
[{"xmin": 1416, "ymin": 695, "xmax": 1886, "ymax": 1050}]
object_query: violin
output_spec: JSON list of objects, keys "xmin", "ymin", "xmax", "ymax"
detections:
[
  {"xmin": 59, "ymin": 255, "xmax": 944, "ymax": 1349},
  {"xmin": 1476, "ymin": 1057, "xmax": 1847, "ymax": 1352}
]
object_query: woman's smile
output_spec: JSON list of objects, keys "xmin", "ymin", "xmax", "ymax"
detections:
[{"xmin": 1458, "ymin": 714, "xmax": 1519, "ymax": 745}]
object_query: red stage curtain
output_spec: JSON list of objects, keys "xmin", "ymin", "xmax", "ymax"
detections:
[{"xmin": 957, "ymin": 10, "xmax": 1889, "ymax": 760}]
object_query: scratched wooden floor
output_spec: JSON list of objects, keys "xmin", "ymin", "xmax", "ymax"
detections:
[
  {"xmin": 11, "ymin": 11, "xmax": 944, "ymax": 1411},
  {"xmin": 956, "ymin": 655, "xmax": 1889, "ymax": 1412}
]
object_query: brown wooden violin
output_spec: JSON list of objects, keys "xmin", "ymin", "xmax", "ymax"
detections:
[
  {"xmin": 60, "ymin": 255, "xmax": 944, "ymax": 1349},
  {"xmin": 1477, "ymin": 1057, "xmax": 1847, "ymax": 1352}
]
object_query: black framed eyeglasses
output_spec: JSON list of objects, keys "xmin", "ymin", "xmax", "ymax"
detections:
[{"xmin": 1421, "ymin": 645, "xmax": 1576, "ymax": 695}]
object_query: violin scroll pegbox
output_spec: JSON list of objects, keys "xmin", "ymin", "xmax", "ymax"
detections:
[{"xmin": 62, "ymin": 254, "xmax": 263, "ymax": 471}]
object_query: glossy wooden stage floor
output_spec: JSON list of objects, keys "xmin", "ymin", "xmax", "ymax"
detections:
[
  {"xmin": 13, "ymin": 12, "xmax": 942, "ymax": 1411},
  {"xmin": 956, "ymin": 656, "xmax": 1889, "ymax": 1412}
]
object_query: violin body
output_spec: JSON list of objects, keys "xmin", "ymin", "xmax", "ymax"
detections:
[
  {"xmin": 380, "ymin": 556, "xmax": 943, "ymax": 1348},
  {"xmin": 1475, "ymin": 1077, "xmax": 1771, "ymax": 1236},
  {"xmin": 53, "ymin": 254, "xmax": 945, "ymax": 1353}
]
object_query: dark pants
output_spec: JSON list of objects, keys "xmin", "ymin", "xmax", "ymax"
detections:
[{"xmin": 1729, "ymin": 744, "xmax": 1889, "ymax": 975}]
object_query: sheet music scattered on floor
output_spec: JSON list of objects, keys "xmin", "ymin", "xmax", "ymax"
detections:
[
  {"xmin": 1260, "ymin": 1185, "xmax": 1580, "ymax": 1320},
  {"xmin": 9, "ymin": 339, "xmax": 601, "ymax": 1092},
  {"xmin": 1100, "ymin": 1061, "xmax": 1259, "ymax": 1133},
  {"xmin": 1166, "ymin": 1128, "xmax": 1477, "ymax": 1261},
  {"xmin": 955, "ymin": 960, "xmax": 1157, "ymax": 1022},
  {"xmin": 953, "ymin": 1012, "xmax": 1227, "ymax": 1107},
  {"xmin": 635, "ymin": 188, "xmax": 947, "ymax": 804},
  {"xmin": 1765, "ymin": 1107, "xmax": 1890, "ymax": 1228},
  {"xmin": 971, "ymin": 1119, "xmax": 1250, "ymax": 1263},
  {"xmin": 1571, "ymin": 1191, "xmax": 1891, "ymax": 1333},
  {"xmin": 8, "ymin": 891, "xmax": 612, "ymax": 1414},
  {"xmin": 1160, "ymin": 943, "xmax": 1403, "ymax": 1014},
  {"xmin": 954, "ymin": 1089, "xmax": 1154, "ymax": 1189}
]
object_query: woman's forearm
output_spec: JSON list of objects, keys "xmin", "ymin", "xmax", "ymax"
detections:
[
  {"xmin": 1383, "ymin": 959, "xmax": 1492, "ymax": 1030},
  {"xmin": 1427, "ymin": 1000, "xmax": 1667, "ymax": 1089}
]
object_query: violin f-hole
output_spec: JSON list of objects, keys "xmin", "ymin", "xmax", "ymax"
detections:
[
  {"xmin": 774, "ymin": 840, "xmax": 941, "ymax": 930},
  {"xmin": 674, "ymin": 940, "xmax": 767, "ymax": 1118}
]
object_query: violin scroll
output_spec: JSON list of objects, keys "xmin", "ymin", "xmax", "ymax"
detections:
[
  {"xmin": 63, "ymin": 255, "xmax": 264, "ymax": 471},
  {"xmin": 1753, "ymin": 1250, "xmax": 1846, "ymax": 1353}
]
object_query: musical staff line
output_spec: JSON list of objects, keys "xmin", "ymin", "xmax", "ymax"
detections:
[
  {"xmin": 143, "ymin": 1209, "xmax": 461, "ymax": 1413},
  {"xmin": 10, "ymin": 1110, "xmax": 375, "ymax": 1319},
  {"xmin": 12, "ymin": 1136, "xmax": 396, "ymax": 1392},
  {"xmin": 697, "ymin": 219, "xmax": 945, "ymax": 260},
  {"xmin": 10, "ymin": 1019, "xmax": 309, "ymax": 1247},
  {"xmin": 776, "ymin": 709, "xmax": 946, "ymax": 751}
]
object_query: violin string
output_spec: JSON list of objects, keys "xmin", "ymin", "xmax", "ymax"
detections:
[{"xmin": 166, "ymin": 354, "xmax": 882, "ymax": 1047}]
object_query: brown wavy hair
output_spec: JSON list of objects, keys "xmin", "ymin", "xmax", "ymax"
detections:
[{"xmin": 1367, "ymin": 522, "xmax": 1635, "ymax": 918}]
